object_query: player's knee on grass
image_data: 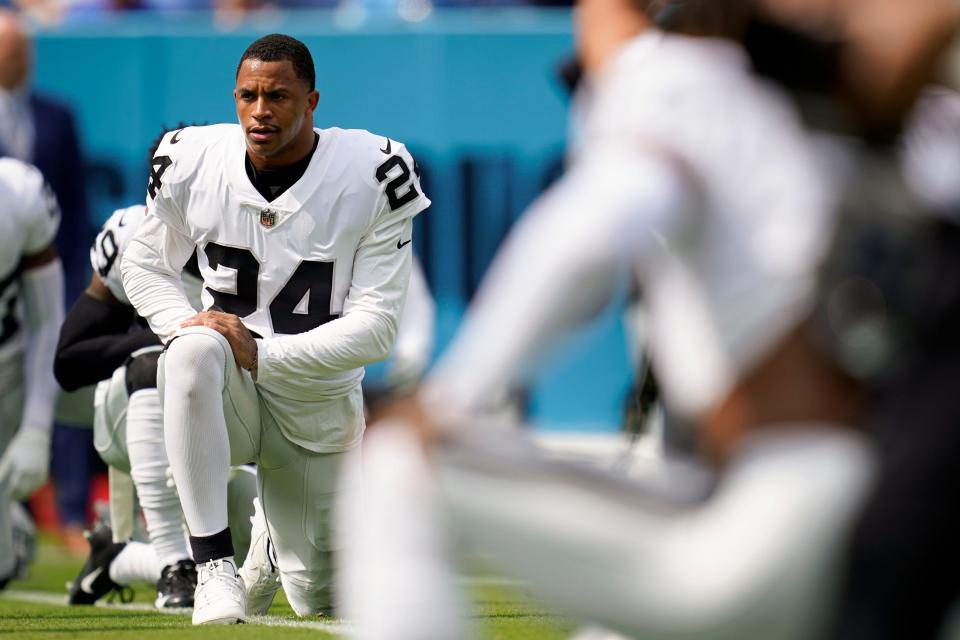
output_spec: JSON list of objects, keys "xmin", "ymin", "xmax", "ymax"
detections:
[{"xmin": 281, "ymin": 569, "xmax": 335, "ymax": 617}]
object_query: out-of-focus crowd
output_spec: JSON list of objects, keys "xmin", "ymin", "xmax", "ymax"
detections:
[{"xmin": 1, "ymin": 0, "xmax": 572, "ymax": 28}]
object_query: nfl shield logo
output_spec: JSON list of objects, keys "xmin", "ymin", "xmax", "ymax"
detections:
[{"xmin": 260, "ymin": 208, "xmax": 276, "ymax": 228}]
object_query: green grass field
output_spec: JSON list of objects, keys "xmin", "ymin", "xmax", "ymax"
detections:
[{"xmin": 0, "ymin": 538, "xmax": 576, "ymax": 639}]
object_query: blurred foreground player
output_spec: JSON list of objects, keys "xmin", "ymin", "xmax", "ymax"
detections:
[
  {"xmin": 121, "ymin": 34, "xmax": 429, "ymax": 624},
  {"xmin": 0, "ymin": 157, "xmax": 63, "ymax": 587},
  {"xmin": 336, "ymin": 1, "xmax": 892, "ymax": 638},
  {"xmin": 718, "ymin": 2, "xmax": 960, "ymax": 638},
  {"xmin": 344, "ymin": 1, "xmax": 960, "ymax": 638}
]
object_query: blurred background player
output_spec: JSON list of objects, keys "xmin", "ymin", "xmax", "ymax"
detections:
[
  {"xmin": 121, "ymin": 34, "xmax": 429, "ymax": 624},
  {"xmin": 0, "ymin": 156, "xmax": 63, "ymax": 589},
  {"xmin": 0, "ymin": 8, "xmax": 96, "ymax": 557},
  {"xmin": 362, "ymin": 256, "xmax": 435, "ymax": 411},
  {"xmin": 339, "ymin": 1, "xmax": 960, "ymax": 638},
  {"xmin": 56, "ymin": 199, "xmax": 216, "ymax": 609}
]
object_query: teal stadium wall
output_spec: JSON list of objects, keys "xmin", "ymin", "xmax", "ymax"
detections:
[{"xmin": 33, "ymin": 9, "xmax": 631, "ymax": 431}]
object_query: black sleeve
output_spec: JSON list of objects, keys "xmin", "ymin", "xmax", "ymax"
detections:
[{"xmin": 55, "ymin": 292, "xmax": 161, "ymax": 391}]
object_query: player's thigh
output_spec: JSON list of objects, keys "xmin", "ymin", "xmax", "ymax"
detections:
[
  {"xmin": 157, "ymin": 326, "xmax": 262, "ymax": 464},
  {"xmin": 257, "ymin": 415, "xmax": 358, "ymax": 616},
  {"xmin": 93, "ymin": 362, "xmax": 135, "ymax": 473}
]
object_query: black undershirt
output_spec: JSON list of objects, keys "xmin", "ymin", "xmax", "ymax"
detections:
[{"xmin": 244, "ymin": 132, "xmax": 320, "ymax": 202}]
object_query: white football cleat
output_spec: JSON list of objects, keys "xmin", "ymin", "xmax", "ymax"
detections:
[
  {"xmin": 239, "ymin": 498, "xmax": 281, "ymax": 615},
  {"xmin": 192, "ymin": 557, "xmax": 246, "ymax": 625}
]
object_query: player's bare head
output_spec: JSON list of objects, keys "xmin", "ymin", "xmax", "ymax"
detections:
[
  {"xmin": 755, "ymin": 0, "xmax": 960, "ymax": 132},
  {"xmin": 234, "ymin": 34, "xmax": 320, "ymax": 170},
  {"xmin": 0, "ymin": 9, "xmax": 31, "ymax": 91},
  {"xmin": 575, "ymin": 0, "xmax": 652, "ymax": 72},
  {"xmin": 236, "ymin": 33, "xmax": 315, "ymax": 92}
]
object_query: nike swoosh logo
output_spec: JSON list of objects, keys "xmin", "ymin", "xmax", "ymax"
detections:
[
  {"xmin": 170, "ymin": 128, "xmax": 184, "ymax": 144},
  {"xmin": 380, "ymin": 138, "xmax": 392, "ymax": 155},
  {"xmin": 397, "ymin": 238, "xmax": 412, "ymax": 250},
  {"xmin": 117, "ymin": 211, "xmax": 127, "ymax": 227},
  {"xmin": 80, "ymin": 567, "xmax": 103, "ymax": 594}
]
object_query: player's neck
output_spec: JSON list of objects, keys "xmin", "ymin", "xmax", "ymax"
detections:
[
  {"xmin": 578, "ymin": 1, "xmax": 651, "ymax": 73},
  {"xmin": 245, "ymin": 127, "xmax": 317, "ymax": 171}
]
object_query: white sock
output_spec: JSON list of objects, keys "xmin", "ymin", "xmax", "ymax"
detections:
[
  {"xmin": 336, "ymin": 423, "xmax": 463, "ymax": 640},
  {"xmin": 109, "ymin": 541, "xmax": 161, "ymax": 585},
  {"xmin": 127, "ymin": 388, "xmax": 191, "ymax": 568},
  {"xmin": 161, "ymin": 332, "xmax": 231, "ymax": 538}
]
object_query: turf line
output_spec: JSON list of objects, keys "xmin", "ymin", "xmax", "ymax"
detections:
[{"xmin": 1, "ymin": 590, "xmax": 351, "ymax": 633}]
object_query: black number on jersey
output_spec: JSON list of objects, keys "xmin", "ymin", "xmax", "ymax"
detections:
[
  {"xmin": 95, "ymin": 230, "xmax": 119, "ymax": 278},
  {"xmin": 0, "ymin": 269, "xmax": 20, "ymax": 347},
  {"xmin": 270, "ymin": 261, "xmax": 337, "ymax": 334},
  {"xmin": 376, "ymin": 155, "xmax": 419, "ymax": 211},
  {"xmin": 203, "ymin": 243, "xmax": 261, "ymax": 318},
  {"xmin": 148, "ymin": 155, "xmax": 173, "ymax": 200},
  {"xmin": 0, "ymin": 295, "xmax": 18, "ymax": 347},
  {"xmin": 202, "ymin": 243, "xmax": 337, "ymax": 335}
]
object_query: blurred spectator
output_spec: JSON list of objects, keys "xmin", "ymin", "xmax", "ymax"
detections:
[{"xmin": 0, "ymin": 9, "xmax": 98, "ymax": 557}]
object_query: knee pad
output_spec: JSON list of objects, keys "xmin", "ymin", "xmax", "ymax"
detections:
[
  {"xmin": 281, "ymin": 570, "xmax": 335, "ymax": 617},
  {"xmin": 125, "ymin": 347, "xmax": 162, "ymax": 395},
  {"xmin": 162, "ymin": 329, "xmax": 230, "ymax": 390}
]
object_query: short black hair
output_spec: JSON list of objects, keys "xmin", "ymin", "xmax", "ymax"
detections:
[{"xmin": 236, "ymin": 34, "xmax": 315, "ymax": 92}]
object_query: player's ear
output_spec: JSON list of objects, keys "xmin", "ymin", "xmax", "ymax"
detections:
[{"xmin": 307, "ymin": 90, "xmax": 319, "ymax": 112}]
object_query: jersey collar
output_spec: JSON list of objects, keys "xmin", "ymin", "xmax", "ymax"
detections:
[{"xmin": 226, "ymin": 126, "xmax": 327, "ymax": 212}]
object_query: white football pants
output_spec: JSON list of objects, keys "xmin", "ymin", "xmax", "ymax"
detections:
[
  {"xmin": 341, "ymin": 423, "xmax": 875, "ymax": 640},
  {"xmin": 159, "ymin": 326, "xmax": 358, "ymax": 616}
]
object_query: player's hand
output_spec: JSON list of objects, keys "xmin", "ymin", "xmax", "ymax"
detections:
[
  {"xmin": 0, "ymin": 429, "xmax": 51, "ymax": 500},
  {"xmin": 369, "ymin": 393, "xmax": 444, "ymax": 449},
  {"xmin": 181, "ymin": 311, "xmax": 258, "ymax": 370}
]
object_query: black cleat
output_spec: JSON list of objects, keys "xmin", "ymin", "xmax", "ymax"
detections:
[
  {"xmin": 67, "ymin": 524, "xmax": 128, "ymax": 605},
  {"xmin": 155, "ymin": 559, "xmax": 197, "ymax": 608}
]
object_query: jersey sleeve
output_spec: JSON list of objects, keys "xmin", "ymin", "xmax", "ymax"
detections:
[
  {"xmin": 89, "ymin": 205, "xmax": 146, "ymax": 305},
  {"xmin": 372, "ymin": 140, "xmax": 431, "ymax": 226},
  {"xmin": 19, "ymin": 164, "xmax": 61, "ymax": 256},
  {"xmin": 145, "ymin": 129, "xmax": 191, "ymax": 236}
]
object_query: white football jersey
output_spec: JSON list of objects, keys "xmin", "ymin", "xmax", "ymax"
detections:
[
  {"xmin": 91, "ymin": 204, "xmax": 203, "ymax": 309},
  {"xmin": 0, "ymin": 158, "xmax": 60, "ymax": 364},
  {"xmin": 427, "ymin": 32, "xmax": 832, "ymax": 420},
  {"xmin": 123, "ymin": 124, "xmax": 429, "ymax": 449}
]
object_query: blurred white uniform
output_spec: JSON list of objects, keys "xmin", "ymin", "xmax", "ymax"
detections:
[
  {"xmin": 342, "ymin": 32, "xmax": 875, "ymax": 640},
  {"xmin": 0, "ymin": 158, "xmax": 62, "ymax": 580},
  {"xmin": 386, "ymin": 257, "xmax": 434, "ymax": 392},
  {"xmin": 121, "ymin": 124, "xmax": 428, "ymax": 614}
]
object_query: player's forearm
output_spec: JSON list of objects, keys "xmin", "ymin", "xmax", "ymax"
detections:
[
  {"xmin": 55, "ymin": 292, "xmax": 159, "ymax": 390},
  {"xmin": 424, "ymin": 150, "xmax": 687, "ymax": 418},
  {"xmin": 256, "ymin": 309, "xmax": 397, "ymax": 381},
  {"xmin": 20, "ymin": 260, "xmax": 64, "ymax": 434},
  {"xmin": 120, "ymin": 241, "xmax": 197, "ymax": 341}
]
